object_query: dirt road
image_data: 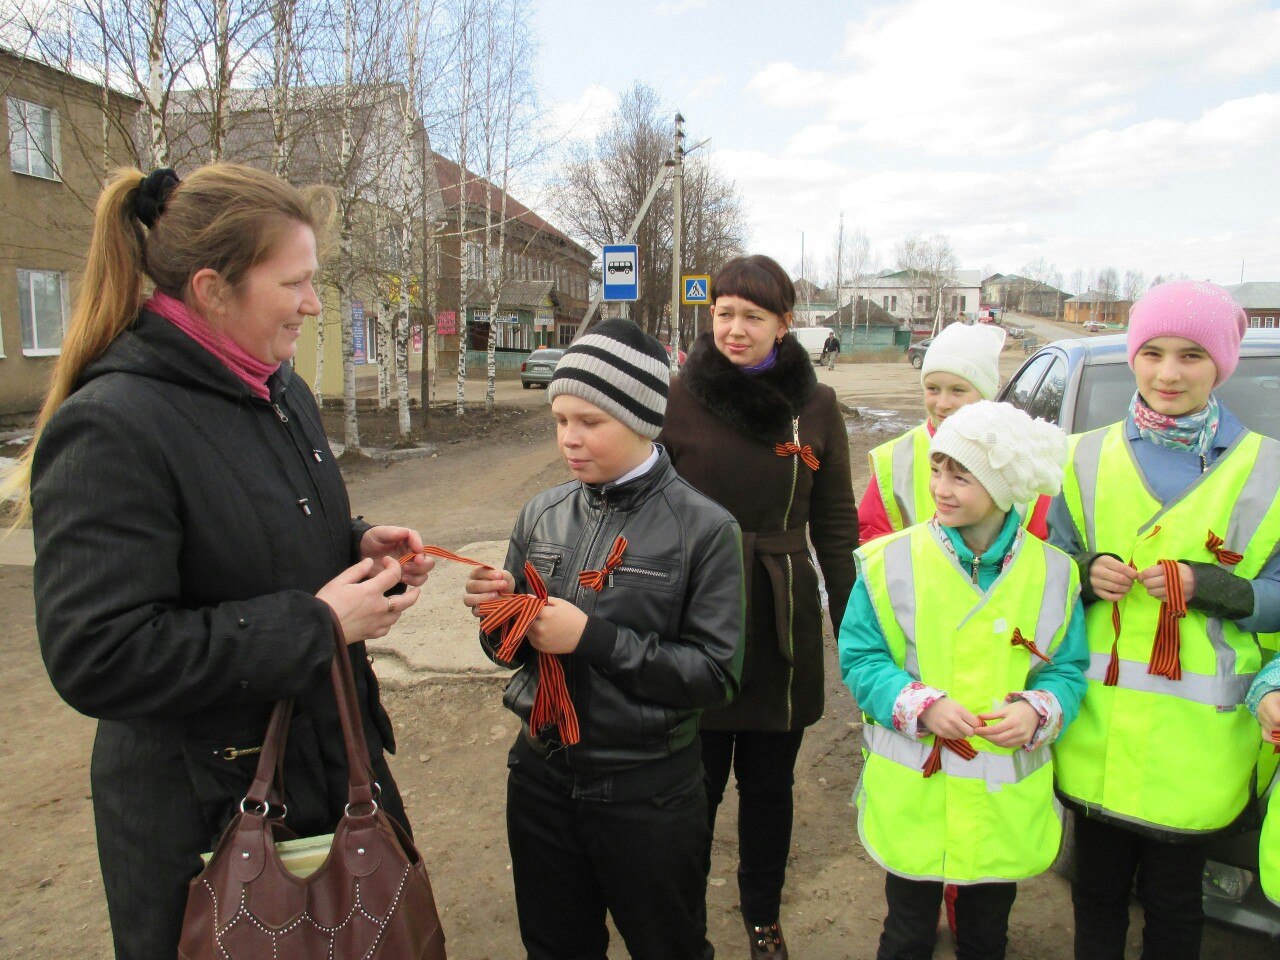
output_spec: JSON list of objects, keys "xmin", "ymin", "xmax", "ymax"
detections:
[{"xmin": 2, "ymin": 349, "xmax": 1274, "ymax": 959}]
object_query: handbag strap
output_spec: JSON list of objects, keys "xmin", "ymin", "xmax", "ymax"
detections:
[
  {"xmin": 327, "ymin": 610, "xmax": 378, "ymax": 812},
  {"xmin": 243, "ymin": 697, "xmax": 294, "ymax": 813}
]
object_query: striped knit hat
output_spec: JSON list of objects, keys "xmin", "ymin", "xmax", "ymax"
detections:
[{"xmin": 547, "ymin": 320, "xmax": 670, "ymax": 438}]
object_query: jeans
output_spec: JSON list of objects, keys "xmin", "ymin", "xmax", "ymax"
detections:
[
  {"xmin": 506, "ymin": 755, "xmax": 714, "ymax": 960},
  {"xmin": 1070, "ymin": 813, "xmax": 1207, "ymax": 960},
  {"xmin": 701, "ymin": 728, "xmax": 806, "ymax": 924},
  {"xmin": 878, "ymin": 873, "xmax": 1017, "ymax": 960}
]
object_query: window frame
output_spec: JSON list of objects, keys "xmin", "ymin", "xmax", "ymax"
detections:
[
  {"xmin": 7, "ymin": 97, "xmax": 61, "ymax": 181},
  {"xmin": 17, "ymin": 268, "xmax": 69, "ymax": 355}
]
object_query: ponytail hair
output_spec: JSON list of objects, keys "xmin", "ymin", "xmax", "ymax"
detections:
[{"xmin": 3, "ymin": 162, "xmax": 333, "ymax": 529}]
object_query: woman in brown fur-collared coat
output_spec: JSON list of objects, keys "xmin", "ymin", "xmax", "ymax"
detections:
[{"xmin": 659, "ymin": 254, "xmax": 857, "ymax": 960}]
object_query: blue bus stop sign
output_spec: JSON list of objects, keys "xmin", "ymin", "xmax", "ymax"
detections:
[{"xmin": 602, "ymin": 244, "xmax": 639, "ymax": 301}]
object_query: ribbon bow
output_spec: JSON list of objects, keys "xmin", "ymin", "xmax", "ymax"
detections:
[
  {"xmin": 578, "ymin": 536, "xmax": 628, "ymax": 592},
  {"xmin": 774, "ymin": 442, "xmax": 820, "ymax": 471},
  {"xmin": 1010, "ymin": 627, "xmax": 1053, "ymax": 664},
  {"xmin": 1147, "ymin": 558, "xmax": 1186, "ymax": 681},
  {"xmin": 922, "ymin": 736, "xmax": 979, "ymax": 778},
  {"xmin": 477, "ymin": 562, "xmax": 580, "ymax": 745},
  {"xmin": 1205, "ymin": 530, "xmax": 1243, "ymax": 566}
]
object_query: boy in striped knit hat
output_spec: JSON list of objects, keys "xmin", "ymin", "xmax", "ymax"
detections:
[{"xmin": 463, "ymin": 319, "xmax": 746, "ymax": 960}]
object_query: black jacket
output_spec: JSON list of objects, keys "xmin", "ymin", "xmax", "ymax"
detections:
[
  {"xmin": 483, "ymin": 449, "xmax": 745, "ymax": 772},
  {"xmin": 31, "ymin": 309, "xmax": 396, "ymax": 843}
]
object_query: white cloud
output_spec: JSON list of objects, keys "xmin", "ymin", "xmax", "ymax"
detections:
[
  {"xmin": 746, "ymin": 0, "xmax": 1280, "ymax": 158},
  {"xmin": 1046, "ymin": 92, "xmax": 1280, "ymax": 189},
  {"xmin": 654, "ymin": 0, "xmax": 711, "ymax": 15},
  {"xmin": 545, "ymin": 84, "xmax": 618, "ymax": 145}
]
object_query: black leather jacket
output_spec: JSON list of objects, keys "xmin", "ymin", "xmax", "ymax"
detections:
[{"xmin": 482, "ymin": 448, "xmax": 745, "ymax": 772}]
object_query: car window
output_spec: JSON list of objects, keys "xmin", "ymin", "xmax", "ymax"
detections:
[
  {"xmin": 1006, "ymin": 354, "xmax": 1053, "ymax": 411},
  {"xmin": 1074, "ymin": 357, "xmax": 1280, "ymax": 439},
  {"xmin": 1026, "ymin": 356, "xmax": 1067, "ymax": 422},
  {"xmin": 529, "ymin": 350, "xmax": 563, "ymax": 361}
]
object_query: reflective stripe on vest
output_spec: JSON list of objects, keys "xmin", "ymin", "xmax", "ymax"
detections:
[
  {"xmin": 863, "ymin": 723, "xmax": 1052, "ymax": 789},
  {"xmin": 1261, "ymin": 764, "xmax": 1280, "ymax": 907},
  {"xmin": 870, "ymin": 423, "xmax": 933, "ymax": 533}
]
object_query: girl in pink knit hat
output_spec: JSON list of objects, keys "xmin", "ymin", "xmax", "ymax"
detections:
[{"xmin": 1047, "ymin": 280, "xmax": 1280, "ymax": 959}]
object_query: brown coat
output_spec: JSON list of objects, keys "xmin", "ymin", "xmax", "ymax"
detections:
[{"xmin": 659, "ymin": 332, "xmax": 857, "ymax": 731}]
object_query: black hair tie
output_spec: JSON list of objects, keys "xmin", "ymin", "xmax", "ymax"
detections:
[{"xmin": 132, "ymin": 167, "xmax": 180, "ymax": 229}]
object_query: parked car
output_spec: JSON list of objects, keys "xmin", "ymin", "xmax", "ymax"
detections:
[
  {"xmin": 1000, "ymin": 331, "xmax": 1280, "ymax": 940},
  {"xmin": 519, "ymin": 347, "xmax": 565, "ymax": 389},
  {"xmin": 1082, "ymin": 319, "xmax": 1106, "ymax": 332},
  {"xmin": 663, "ymin": 344, "xmax": 687, "ymax": 367},
  {"xmin": 906, "ymin": 337, "xmax": 933, "ymax": 369}
]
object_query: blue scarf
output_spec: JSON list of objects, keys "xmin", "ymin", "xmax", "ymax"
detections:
[
  {"xmin": 743, "ymin": 345, "xmax": 779, "ymax": 373},
  {"xmin": 1129, "ymin": 391, "xmax": 1220, "ymax": 458}
]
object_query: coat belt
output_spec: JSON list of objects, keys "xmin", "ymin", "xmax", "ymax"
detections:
[{"xmin": 742, "ymin": 527, "xmax": 810, "ymax": 663}]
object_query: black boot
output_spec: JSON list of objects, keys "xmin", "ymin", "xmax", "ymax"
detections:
[{"xmin": 747, "ymin": 920, "xmax": 788, "ymax": 959}]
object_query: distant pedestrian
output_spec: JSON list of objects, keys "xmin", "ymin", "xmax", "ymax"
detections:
[
  {"xmin": 822, "ymin": 331, "xmax": 841, "ymax": 370},
  {"xmin": 659, "ymin": 254, "xmax": 857, "ymax": 959},
  {"xmin": 463, "ymin": 319, "xmax": 745, "ymax": 960},
  {"xmin": 841, "ymin": 401, "xmax": 1087, "ymax": 960},
  {"xmin": 3, "ymin": 163, "xmax": 435, "ymax": 959},
  {"xmin": 1048, "ymin": 280, "xmax": 1280, "ymax": 959}
]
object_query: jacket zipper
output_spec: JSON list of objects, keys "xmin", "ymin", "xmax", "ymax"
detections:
[
  {"xmin": 563, "ymin": 490, "xmax": 613, "ymax": 767},
  {"xmin": 268, "ymin": 389, "xmax": 336, "ymax": 542},
  {"xmin": 971, "ymin": 554, "xmax": 981, "ymax": 585},
  {"xmin": 782, "ymin": 417, "xmax": 802, "ymax": 729},
  {"xmin": 613, "ymin": 564, "xmax": 666, "ymax": 579}
]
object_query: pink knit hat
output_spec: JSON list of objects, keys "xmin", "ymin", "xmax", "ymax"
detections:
[{"xmin": 1126, "ymin": 280, "xmax": 1247, "ymax": 386}]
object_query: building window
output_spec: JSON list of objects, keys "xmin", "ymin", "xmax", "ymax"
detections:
[
  {"xmin": 891, "ymin": 295, "xmax": 898, "ymax": 312},
  {"xmin": 7, "ymin": 98, "xmax": 61, "ymax": 180},
  {"xmin": 1251, "ymin": 318, "xmax": 1262, "ymax": 328},
  {"xmin": 558, "ymin": 323, "xmax": 574, "ymax": 346},
  {"xmin": 1265, "ymin": 316, "xmax": 1276, "ymax": 329},
  {"xmin": 18, "ymin": 269, "xmax": 68, "ymax": 354}
]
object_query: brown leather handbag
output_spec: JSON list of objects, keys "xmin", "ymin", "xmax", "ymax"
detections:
[{"xmin": 178, "ymin": 618, "xmax": 446, "ymax": 959}]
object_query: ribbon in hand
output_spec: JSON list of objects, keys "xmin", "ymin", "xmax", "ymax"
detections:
[
  {"xmin": 1147, "ymin": 558, "xmax": 1186, "ymax": 681},
  {"xmin": 477, "ymin": 562, "xmax": 580, "ymax": 745},
  {"xmin": 922, "ymin": 736, "xmax": 979, "ymax": 778}
]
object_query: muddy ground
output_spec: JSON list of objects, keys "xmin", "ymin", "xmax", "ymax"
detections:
[{"xmin": 1, "ymin": 349, "xmax": 1275, "ymax": 958}]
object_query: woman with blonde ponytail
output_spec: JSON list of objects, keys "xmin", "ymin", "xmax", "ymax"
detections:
[{"xmin": 14, "ymin": 163, "xmax": 437, "ymax": 959}]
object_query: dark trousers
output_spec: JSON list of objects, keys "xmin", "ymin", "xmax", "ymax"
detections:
[
  {"xmin": 506, "ymin": 761, "xmax": 714, "ymax": 960},
  {"xmin": 701, "ymin": 728, "xmax": 805, "ymax": 924},
  {"xmin": 878, "ymin": 873, "xmax": 1017, "ymax": 960},
  {"xmin": 1071, "ymin": 814, "xmax": 1207, "ymax": 960}
]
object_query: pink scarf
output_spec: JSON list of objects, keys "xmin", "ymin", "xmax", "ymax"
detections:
[{"xmin": 145, "ymin": 290, "xmax": 278, "ymax": 401}]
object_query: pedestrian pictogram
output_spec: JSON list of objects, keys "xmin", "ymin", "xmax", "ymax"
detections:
[{"xmin": 682, "ymin": 275, "xmax": 711, "ymax": 305}]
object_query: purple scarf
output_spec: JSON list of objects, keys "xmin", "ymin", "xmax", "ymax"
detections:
[{"xmin": 742, "ymin": 345, "xmax": 779, "ymax": 373}]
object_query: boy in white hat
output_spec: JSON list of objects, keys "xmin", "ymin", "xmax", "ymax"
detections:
[
  {"xmin": 841, "ymin": 401, "xmax": 1088, "ymax": 960},
  {"xmin": 859, "ymin": 322, "xmax": 1014, "ymax": 542}
]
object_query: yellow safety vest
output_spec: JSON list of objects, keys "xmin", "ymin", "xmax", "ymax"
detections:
[
  {"xmin": 1055, "ymin": 422, "xmax": 1280, "ymax": 833},
  {"xmin": 870, "ymin": 421, "xmax": 1037, "ymax": 536},
  {"xmin": 855, "ymin": 522, "xmax": 1080, "ymax": 883},
  {"xmin": 1262, "ymin": 762, "xmax": 1279, "ymax": 907},
  {"xmin": 869, "ymin": 423, "xmax": 934, "ymax": 533}
]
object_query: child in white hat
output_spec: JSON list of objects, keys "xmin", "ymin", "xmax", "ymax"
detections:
[
  {"xmin": 841, "ymin": 401, "xmax": 1087, "ymax": 960},
  {"xmin": 859, "ymin": 322, "xmax": 1008, "ymax": 542}
]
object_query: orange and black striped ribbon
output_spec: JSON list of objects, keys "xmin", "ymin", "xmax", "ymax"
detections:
[
  {"xmin": 1205, "ymin": 530, "xmax": 1243, "ymax": 566},
  {"xmin": 477, "ymin": 562, "xmax": 580, "ymax": 745},
  {"xmin": 578, "ymin": 536, "xmax": 628, "ymax": 592},
  {"xmin": 1010, "ymin": 627, "xmax": 1053, "ymax": 664},
  {"xmin": 774, "ymin": 441, "xmax": 820, "ymax": 471},
  {"xmin": 1105, "ymin": 530, "xmax": 1160, "ymax": 687},
  {"xmin": 397, "ymin": 544, "xmax": 487, "ymax": 566},
  {"xmin": 1147, "ymin": 558, "xmax": 1187, "ymax": 681},
  {"xmin": 922, "ymin": 736, "xmax": 979, "ymax": 778}
]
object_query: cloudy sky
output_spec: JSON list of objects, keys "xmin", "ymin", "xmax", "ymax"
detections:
[{"xmin": 533, "ymin": 0, "xmax": 1280, "ymax": 290}]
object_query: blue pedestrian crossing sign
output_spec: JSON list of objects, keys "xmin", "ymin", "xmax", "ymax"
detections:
[
  {"xmin": 682, "ymin": 275, "xmax": 711, "ymax": 305},
  {"xmin": 602, "ymin": 244, "xmax": 639, "ymax": 302}
]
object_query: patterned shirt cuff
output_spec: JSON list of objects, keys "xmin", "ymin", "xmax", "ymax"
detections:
[
  {"xmin": 893, "ymin": 681, "xmax": 949, "ymax": 740},
  {"xmin": 1007, "ymin": 690, "xmax": 1062, "ymax": 751}
]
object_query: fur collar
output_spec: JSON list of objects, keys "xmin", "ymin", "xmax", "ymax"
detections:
[{"xmin": 679, "ymin": 331, "xmax": 818, "ymax": 440}]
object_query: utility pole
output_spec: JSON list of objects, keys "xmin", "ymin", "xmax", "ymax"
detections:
[
  {"xmin": 668, "ymin": 112, "xmax": 685, "ymax": 373},
  {"xmin": 835, "ymin": 212, "xmax": 844, "ymax": 335}
]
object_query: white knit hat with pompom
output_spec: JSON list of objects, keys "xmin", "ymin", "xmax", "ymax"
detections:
[{"xmin": 929, "ymin": 401, "xmax": 1068, "ymax": 511}]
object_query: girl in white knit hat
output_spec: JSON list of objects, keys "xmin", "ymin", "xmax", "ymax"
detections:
[
  {"xmin": 841, "ymin": 401, "xmax": 1088, "ymax": 960},
  {"xmin": 859, "ymin": 322, "xmax": 1029, "ymax": 543}
]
